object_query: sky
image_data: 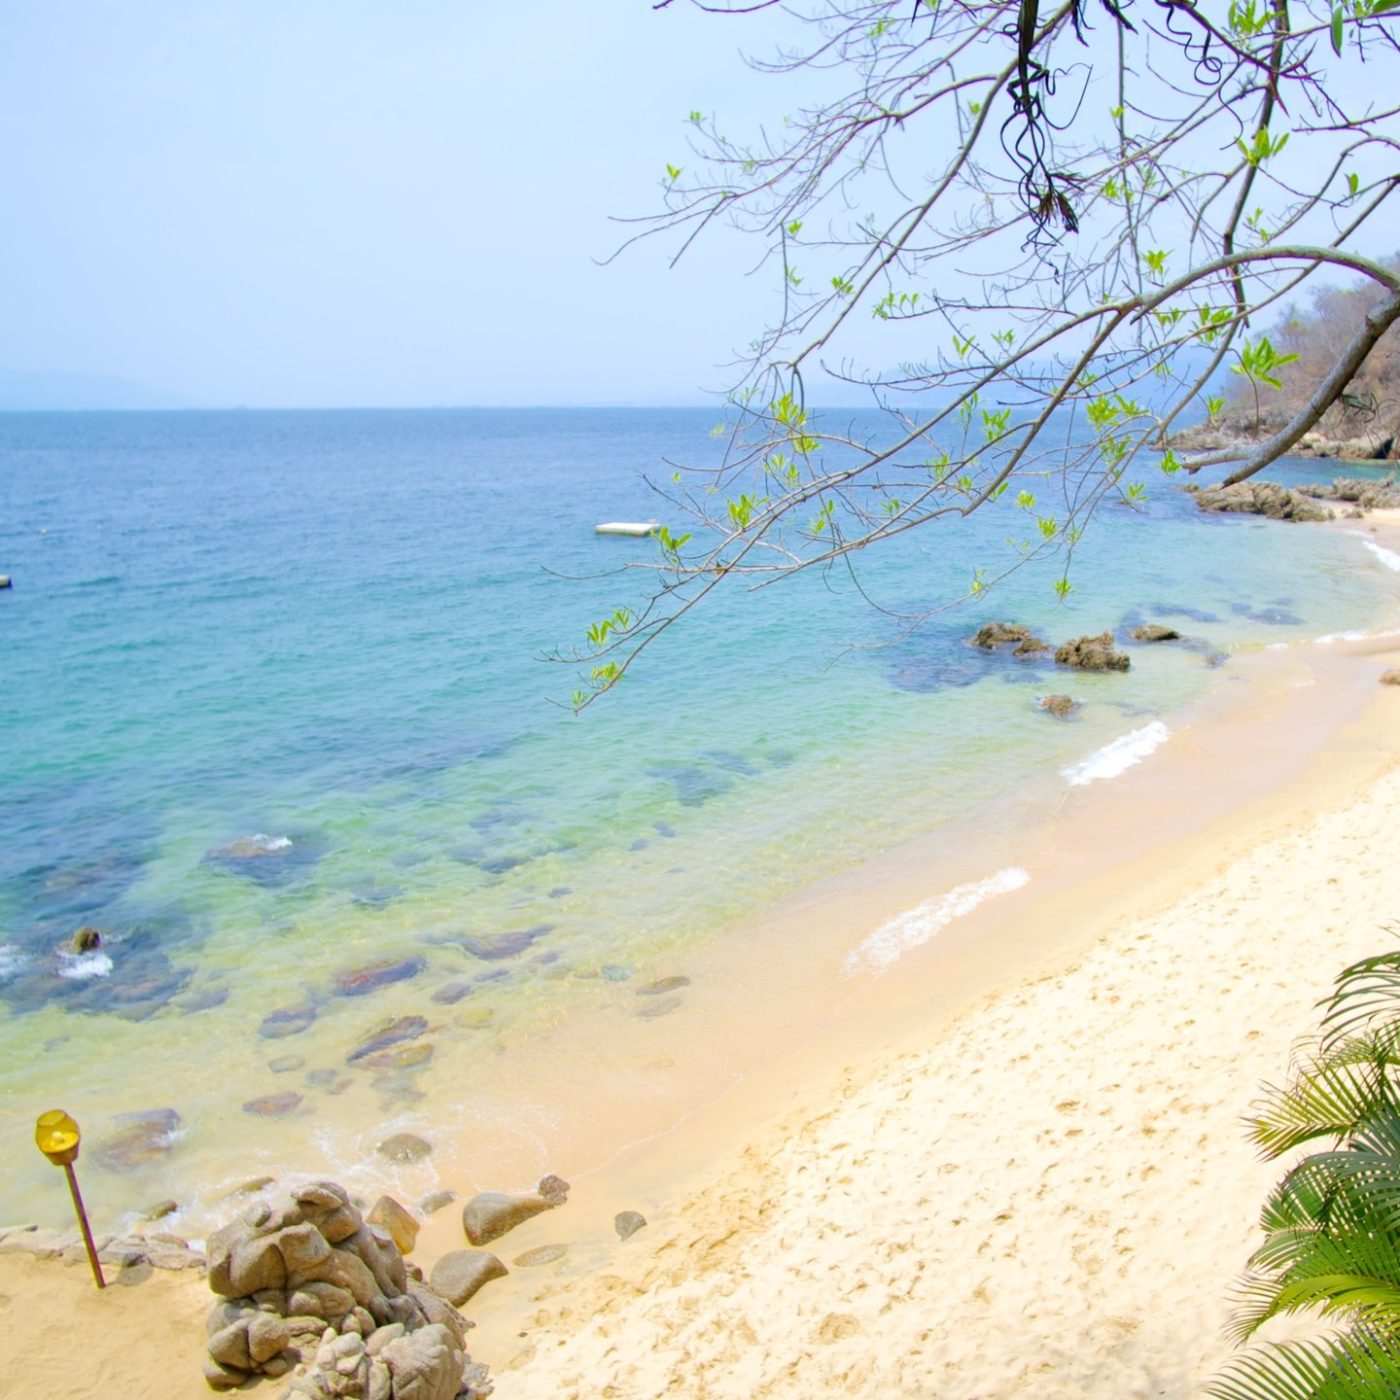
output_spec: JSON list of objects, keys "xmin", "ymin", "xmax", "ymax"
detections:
[
  {"xmin": 0, "ymin": 2, "xmax": 812, "ymax": 408},
  {"xmin": 2, "ymin": 5, "xmax": 1394, "ymax": 410}
]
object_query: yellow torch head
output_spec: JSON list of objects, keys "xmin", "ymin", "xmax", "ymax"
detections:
[{"xmin": 35, "ymin": 1109, "xmax": 81, "ymax": 1166}]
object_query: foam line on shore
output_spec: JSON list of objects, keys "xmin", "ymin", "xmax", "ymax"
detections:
[
  {"xmin": 1062, "ymin": 721, "xmax": 1170, "ymax": 787},
  {"xmin": 845, "ymin": 867, "xmax": 1030, "ymax": 974},
  {"xmin": 1346, "ymin": 530, "xmax": 1400, "ymax": 572}
]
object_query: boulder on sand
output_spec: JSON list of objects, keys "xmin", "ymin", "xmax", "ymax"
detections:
[{"xmin": 461, "ymin": 1191, "xmax": 555, "ymax": 1246}]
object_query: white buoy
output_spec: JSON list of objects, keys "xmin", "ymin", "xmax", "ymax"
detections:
[{"xmin": 595, "ymin": 521, "xmax": 661, "ymax": 538}]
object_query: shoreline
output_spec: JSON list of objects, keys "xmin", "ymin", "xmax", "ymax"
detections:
[{"xmin": 5, "ymin": 516, "xmax": 1400, "ymax": 1398}]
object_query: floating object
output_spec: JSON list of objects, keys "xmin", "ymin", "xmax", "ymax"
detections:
[
  {"xmin": 595, "ymin": 521, "xmax": 660, "ymax": 537},
  {"xmin": 35, "ymin": 1109, "xmax": 105, "ymax": 1288},
  {"xmin": 0, "ymin": 574, "xmax": 11, "ymax": 589}
]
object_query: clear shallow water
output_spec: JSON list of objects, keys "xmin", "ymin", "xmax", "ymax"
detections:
[{"xmin": 1, "ymin": 408, "xmax": 1396, "ymax": 1221}]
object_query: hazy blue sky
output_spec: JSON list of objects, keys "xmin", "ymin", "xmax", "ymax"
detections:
[{"xmin": 0, "ymin": 3, "xmax": 814, "ymax": 407}]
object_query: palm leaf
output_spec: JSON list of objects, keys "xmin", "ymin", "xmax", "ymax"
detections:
[
  {"xmin": 1209, "ymin": 1329, "xmax": 1400, "ymax": 1400},
  {"xmin": 1251, "ymin": 1059, "xmax": 1395, "ymax": 1158},
  {"xmin": 1321, "ymin": 944, "xmax": 1400, "ymax": 1052}
]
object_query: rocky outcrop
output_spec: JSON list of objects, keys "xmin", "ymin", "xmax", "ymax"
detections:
[
  {"xmin": 0, "ymin": 1221, "xmax": 204, "ymax": 1272},
  {"xmin": 1297, "ymin": 476, "xmax": 1400, "ymax": 510},
  {"xmin": 1170, "ymin": 414, "xmax": 1400, "ymax": 463},
  {"xmin": 202, "ymin": 1180, "xmax": 487, "ymax": 1398},
  {"xmin": 1054, "ymin": 633, "xmax": 1130, "ymax": 672},
  {"xmin": 1037, "ymin": 695, "xmax": 1080, "ymax": 718},
  {"xmin": 1130, "ymin": 624, "xmax": 1181, "ymax": 642},
  {"xmin": 971, "ymin": 622, "xmax": 1050, "ymax": 657},
  {"xmin": 429, "ymin": 1251, "xmax": 507, "ymax": 1307},
  {"xmin": 1188, "ymin": 481, "xmax": 1334, "ymax": 522}
]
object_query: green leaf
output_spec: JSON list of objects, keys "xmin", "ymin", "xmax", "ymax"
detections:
[{"xmin": 1332, "ymin": 4, "xmax": 1345, "ymax": 54}]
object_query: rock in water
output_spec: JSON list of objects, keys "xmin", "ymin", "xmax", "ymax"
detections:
[
  {"xmin": 428, "ymin": 1250, "xmax": 507, "ymax": 1306},
  {"xmin": 1190, "ymin": 481, "xmax": 1334, "ymax": 522},
  {"xmin": 332, "ymin": 957, "xmax": 426, "ymax": 998},
  {"xmin": 635, "ymin": 975, "xmax": 690, "ymax": 997},
  {"xmin": 259, "ymin": 1004, "xmax": 317, "ymax": 1039},
  {"xmin": 71, "ymin": 925, "xmax": 103, "ymax": 952},
  {"xmin": 1130, "ymin": 623, "xmax": 1181, "ymax": 642},
  {"xmin": 970, "ymin": 621, "xmax": 1050, "ymax": 655},
  {"xmin": 377, "ymin": 1133, "xmax": 432, "ymax": 1164},
  {"xmin": 459, "ymin": 924, "xmax": 552, "ymax": 961},
  {"xmin": 1038, "ymin": 695, "xmax": 1079, "ymax": 719},
  {"xmin": 1381, "ymin": 669, "xmax": 1400, "ymax": 686},
  {"xmin": 93, "ymin": 1108, "xmax": 182, "ymax": 1172},
  {"xmin": 242, "ymin": 1092, "xmax": 302, "ymax": 1118},
  {"xmin": 461, "ymin": 1191, "xmax": 555, "ymax": 1246},
  {"xmin": 614, "ymin": 1210, "xmax": 647, "ymax": 1241},
  {"xmin": 347, "ymin": 1015, "xmax": 428, "ymax": 1065},
  {"xmin": 1054, "ymin": 632, "xmax": 1131, "ymax": 672}
]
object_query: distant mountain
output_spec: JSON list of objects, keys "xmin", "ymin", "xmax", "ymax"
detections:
[{"xmin": 0, "ymin": 367, "xmax": 188, "ymax": 410}]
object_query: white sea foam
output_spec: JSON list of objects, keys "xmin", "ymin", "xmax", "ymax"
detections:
[
  {"xmin": 1062, "ymin": 721, "xmax": 1170, "ymax": 788},
  {"xmin": 251, "ymin": 833, "xmax": 293, "ymax": 852},
  {"xmin": 1314, "ymin": 629, "xmax": 1370, "ymax": 644},
  {"xmin": 1345, "ymin": 529, "xmax": 1400, "ymax": 573},
  {"xmin": 846, "ymin": 867, "xmax": 1030, "ymax": 974},
  {"xmin": 0, "ymin": 945, "xmax": 29, "ymax": 981},
  {"xmin": 57, "ymin": 950, "xmax": 113, "ymax": 980}
]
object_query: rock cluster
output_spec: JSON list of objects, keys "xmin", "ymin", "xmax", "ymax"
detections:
[
  {"xmin": 202, "ymin": 1180, "xmax": 488, "ymax": 1399},
  {"xmin": 1054, "ymin": 633, "xmax": 1131, "ymax": 672},
  {"xmin": 1297, "ymin": 476, "xmax": 1400, "ymax": 510},
  {"xmin": 971, "ymin": 621, "xmax": 1050, "ymax": 656},
  {"xmin": 0, "ymin": 1221, "xmax": 204, "ymax": 1272},
  {"xmin": 1188, "ymin": 481, "xmax": 1334, "ymax": 523}
]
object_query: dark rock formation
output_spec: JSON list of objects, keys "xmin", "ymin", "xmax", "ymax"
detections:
[
  {"xmin": 1297, "ymin": 476, "xmax": 1400, "ymax": 510},
  {"xmin": 1189, "ymin": 481, "xmax": 1334, "ymax": 522},
  {"xmin": 72, "ymin": 925, "xmax": 103, "ymax": 952},
  {"xmin": 971, "ymin": 621, "xmax": 1050, "ymax": 656},
  {"xmin": 1054, "ymin": 633, "xmax": 1130, "ymax": 672},
  {"xmin": 1130, "ymin": 624, "xmax": 1180, "ymax": 643}
]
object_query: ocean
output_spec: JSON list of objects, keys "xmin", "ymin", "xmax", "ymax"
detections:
[{"xmin": 1, "ymin": 407, "xmax": 1396, "ymax": 1227}]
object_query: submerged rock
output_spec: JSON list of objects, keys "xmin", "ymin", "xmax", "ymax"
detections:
[
  {"xmin": 1038, "ymin": 695, "xmax": 1079, "ymax": 719},
  {"xmin": 93, "ymin": 1108, "xmax": 182, "ymax": 1172},
  {"xmin": 377, "ymin": 1133, "xmax": 432, "ymax": 1165},
  {"xmin": 242, "ymin": 1092, "xmax": 302, "ymax": 1118},
  {"xmin": 459, "ymin": 925, "xmax": 552, "ymax": 961},
  {"xmin": 636, "ymin": 975, "xmax": 690, "ymax": 997},
  {"xmin": 1054, "ymin": 633, "xmax": 1130, "ymax": 672},
  {"xmin": 347, "ymin": 1015, "xmax": 428, "ymax": 1065},
  {"xmin": 259, "ymin": 1004, "xmax": 317, "ymax": 1040},
  {"xmin": 1129, "ymin": 623, "xmax": 1181, "ymax": 643},
  {"xmin": 430, "ymin": 981, "xmax": 472, "ymax": 1005},
  {"xmin": 332, "ymin": 957, "xmax": 426, "ymax": 998},
  {"xmin": 513, "ymin": 1244, "xmax": 567, "ymax": 1268}
]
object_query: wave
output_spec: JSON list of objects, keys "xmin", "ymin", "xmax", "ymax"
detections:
[
  {"xmin": 0, "ymin": 945, "xmax": 28, "ymax": 981},
  {"xmin": 57, "ymin": 950, "xmax": 114, "ymax": 980},
  {"xmin": 1062, "ymin": 721, "xmax": 1170, "ymax": 787},
  {"xmin": 846, "ymin": 867, "xmax": 1030, "ymax": 974},
  {"xmin": 1345, "ymin": 530, "xmax": 1400, "ymax": 573}
]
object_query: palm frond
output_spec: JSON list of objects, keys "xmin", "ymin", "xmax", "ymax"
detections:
[
  {"xmin": 1210, "ymin": 1329, "xmax": 1400, "ymax": 1400},
  {"xmin": 1251, "ymin": 1059, "xmax": 1395, "ymax": 1159},
  {"xmin": 1321, "ymin": 943, "xmax": 1400, "ymax": 1053}
]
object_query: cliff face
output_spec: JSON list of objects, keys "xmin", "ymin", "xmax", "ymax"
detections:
[{"xmin": 1172, "ymin": 256, "xmax": 1400, "ymax": 463}]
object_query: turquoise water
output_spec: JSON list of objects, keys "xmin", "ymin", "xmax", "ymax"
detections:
[{"xmin": 1, "ymin": 408, "xmax": 1396, "ymax": 1220}]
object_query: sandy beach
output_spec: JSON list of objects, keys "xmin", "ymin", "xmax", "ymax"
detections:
[{"xmin": 4, "ymin": 526, "xmax": 1400, "ymax": 1400}]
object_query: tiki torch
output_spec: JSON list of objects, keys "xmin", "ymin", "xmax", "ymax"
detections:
[{"xmin": 34, "ymin": 1109, "xmax": 105, "ymax": 1289}]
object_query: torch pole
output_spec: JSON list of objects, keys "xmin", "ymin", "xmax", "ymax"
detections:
[{"xmin": 62, "ymin": 1160, "xmax": 105, "ymax": 1289}]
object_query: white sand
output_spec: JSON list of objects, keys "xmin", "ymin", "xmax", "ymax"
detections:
[{"xmin": 481, "ymin": 696, "xmax": 1400, "ymax": 1398}]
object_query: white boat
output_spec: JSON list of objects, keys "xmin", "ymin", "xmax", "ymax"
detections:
[{"xmin": 595, "ymin": 521, "xmax": 660, "ymax": 537}]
